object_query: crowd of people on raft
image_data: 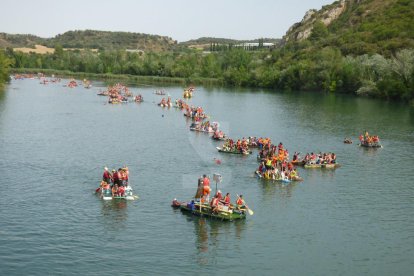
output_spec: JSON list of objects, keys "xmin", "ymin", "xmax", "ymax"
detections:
[
  {"xmin": 158, "ymin": 97, "xmax": 172, "ymax": 107},
  {"xmin": 359, "ymin": 131, "xmax": 381, "ymax": 146},
  {"xmin": 257, "ymin": 141, "xmax": 289, "ymax": 161},
  {"xmin": 255, "ymin": 142, "xmax": 303, "ymax": 180},
  {"xmin": 100, "ymin": 166, "xmax": 132, "ymax": 197},
  {"xmin": 220, "ymin": 138, "xmax": 252, "ymax": 154},
  {"xmin": 190, "ymin": 121, "xmax": 218, "ymax": 133},
  {"xmin": 184, "ymin": 174, "xmax": 247, "ymax": 214},
  {"xmin": 212, "ymin": 130, "xmax": 226, "ymax": 140},
  {"xmin": 134, "ymin": 94, "xmax": 143, "ymax": 102},
  {"xmin": 106, "ymin": 83, "xmax": 134, "ymax": 104},
  {"xmin": 183, "ymin": 86, "xmax": 195, "ymax": 98},
  {"xmin": 66, "ymin": 79, "xmax": 78, "ymax": 88},
  {"xmin": 154, "ymin": 90, "xmax": 166, "ymax": 95},
  {"xmin": 298, "ymin": 152, "xmax": 337, "ymax": 165},
  {"xmin": 184, "ymin": 105, "xmax": 208, "ymax": 121}
]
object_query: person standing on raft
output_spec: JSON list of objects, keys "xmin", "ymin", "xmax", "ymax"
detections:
[{"xmin": 202, "ymin": 174, "xmax": 211, "ymax": 202}]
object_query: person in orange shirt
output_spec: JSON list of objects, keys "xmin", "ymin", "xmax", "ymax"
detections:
[
  {"xmin": 203, "ymin": 175, "xmax": 211, "ymax": 201},
  {"xmin": 236, "ymin": 195, "xmax": 245, "ymax": 206}
]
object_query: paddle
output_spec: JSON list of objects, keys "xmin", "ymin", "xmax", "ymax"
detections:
[{"xmin": 236, "ymin": 194, "xmax": 254, "ymax": 215}]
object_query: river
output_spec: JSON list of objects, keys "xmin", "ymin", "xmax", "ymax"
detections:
[{"xmin": 0, "ymin": 78, "xmax": 413, "ymax": 275}]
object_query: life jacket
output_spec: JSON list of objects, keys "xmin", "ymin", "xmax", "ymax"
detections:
[
  {"xmin": 203, "ymin": 186, "xmax": 211, "ymax": 195},
  {"xmin": 113, "ymin": 173, "xmax": 119, "ymax": 181}
]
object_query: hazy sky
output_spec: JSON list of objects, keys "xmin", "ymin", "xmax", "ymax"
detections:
[{"xmin": 1, "ymin": 0, "xmax": 334, "ymax": 42}]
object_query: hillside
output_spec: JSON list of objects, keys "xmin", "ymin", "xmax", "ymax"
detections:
[
  {"xmin": 0, "ymin": 30, "xmax": 177, "ymax": 52},
  {"xmin": 0, "ymin": 33, "xmax": 44, "ymax": 48},
  {"xmin": 283, "ymin": 0, "xmax": 414, "ymax": 55},
  {"xmin": 1, "ymin": 30, "xmax": 280, "ymax": 52},
  {"xmin": 43, "ymin": 30, "xmax": 177, "ymax": 51}
]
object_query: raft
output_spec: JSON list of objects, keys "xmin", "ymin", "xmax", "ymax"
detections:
[
  {"xmin": 212, "ymin": 136, "xmax": 226, "ymax": 141},
  {"xmin": 158, "ymin": 102, "xmax": 172, "ymax": 108},
  {"xmin": 291, "ymin": 160, "xmax": 305, "ymax": 166},
  {"xmin": 217, "ymin": 147, "xmax": 251, "ymax": 155},
  {"xmin": 183, "ymin": 91, "xmax": 192, "ymax": 98},
  {"xmin": 190, "ymin": 127, "xmax": 214, "ymax": 133},
  {"xmin": 255, "ymin": 171, "xmax": 303, "ymax": 182},
  {"xmin": 184, "ymin": 113, "xmax": 208, "ymax": 120},
  {"xmin": 97, "ymin": 186, "xmax": 138, "ymax": 201},
  {"xmin": 359, "ymin": 142, "xmax": 382, "ymax": 148},
  {"xmin": 174, "ymin": 201, "xmax": 246, "ymax": 221},
  {"xmin": 304, "ymin": 163, "xmax": 340, "ymax": 169}
]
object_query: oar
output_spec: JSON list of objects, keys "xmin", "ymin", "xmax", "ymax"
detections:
[{"xmin": 236, "ymin": 194, "xmax": 254, "ymax": 215}]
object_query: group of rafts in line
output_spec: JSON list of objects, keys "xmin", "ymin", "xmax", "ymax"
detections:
[
  {"xmin": 93, "ymin": 83, "xmax": 382, "ymax": 221},
  {"xmin": 157, "ymin": 88, "xmax": 253, "ymax": 220},
  {"xmin": 165, "ymin": 95, "xmax": 381, "ymax": 186},
  {"xmin": 97, "ymin": 83, "xmax": 144, "ymax": 103}
]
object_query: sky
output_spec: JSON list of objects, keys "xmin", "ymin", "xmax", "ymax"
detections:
[{"xmin": 1, "ymin": 0, "xmax": 334, "ymax": 42}]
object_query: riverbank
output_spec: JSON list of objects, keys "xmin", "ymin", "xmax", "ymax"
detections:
[
  {"xmin": 10, "ymin": 68, "xmax": 414, "ymax": 106},
  {"xmin": 11, "ymin": 68, "xmax": 223, "ymax": 87}
]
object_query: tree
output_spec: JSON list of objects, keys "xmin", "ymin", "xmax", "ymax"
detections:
[
  {"xmin": 310, "ymin": 20, "xmax": 329, "ymax": 42},
  {"xmin": 0, "ymin": 50, "xmax": 12, "ymax": 86}
]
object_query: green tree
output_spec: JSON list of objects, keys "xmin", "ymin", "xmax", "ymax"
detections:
[
  {"xmin": 0, "ymin": 50, "xmax": 12, "ymax": 86},
  {"xmin": 310, "ymin": 20, "xmax": 329, "ymax": 42}
]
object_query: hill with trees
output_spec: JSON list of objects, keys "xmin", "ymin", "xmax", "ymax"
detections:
[
  {"xmin": 0, "ymin": 33, "xmax": 44, "ymax": 48},
  {"xmin": 283, "ymin": 0, "xmax": 414, "ymax": 56},
  {"xmin": 0, "ymin": 30, "xmax": 177, "ymax": 51}
]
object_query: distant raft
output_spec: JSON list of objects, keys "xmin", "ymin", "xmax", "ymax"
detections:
[
  {"xmin": 303, "ymin": 163, "xmax": 341, "ymax": 169},
  {"xmin": 358, "ymin": 141, "xmax": 382, "ymax": 148},
  {"xmin": 216, "ymin": 146, "xmax": 251, "ymax": 155},
  {"xmin": 172, "ymin": 200, "xmax": 246, "ymax": 221},
  {"xmin": 96, "ymin": 184, "xmax": 138, "ymax": 201}
]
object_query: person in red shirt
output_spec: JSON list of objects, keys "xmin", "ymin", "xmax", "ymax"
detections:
[
  {"xmin": 118, "ymin": 185, "xmax": 125, "ymax": 196},
  {"xmin": 210, "ymin": 196, "xmax": 220, "ymax": 213},
  {"xmin": 222, "ymin": 193, "xmax": 231, "ymax": 206},
  {"xmin": 111, "ymin": 169, "xmax": 118, "ymax": 187},
  {"xmin": 215, "ymin": 190, "xmax": 222, "ymax": 201},
  {"xmin": 236, "ymin": 195, "xmax": 245, "ymax": 206},
  {"xmin": 102, "ymin": 167, "xmax": 112, "ymax": 184}
]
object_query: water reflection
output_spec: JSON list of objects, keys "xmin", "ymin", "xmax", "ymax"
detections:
[
  {"xmin": 358, "ymin": 146, "xmax": 383, "ymax": 157},
  {"xmin": 258, "ymin": 179, "xmax": 298, "ymax": 201},
  {"xmin": 0, "ymin": 86, "xmax": 6, "ymax": 119},
  {"xmin": 195, "ymin": 218, "xmax": 208, "ymax": 253},
  {"xmin": 100, "ymin": 200, "xmax": 128, "ymax": 231},
  {"xmin": 181, "ymin": 214, "xmax": 246, "ymax": 265}
]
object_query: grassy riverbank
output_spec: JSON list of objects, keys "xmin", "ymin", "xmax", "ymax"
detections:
[{"xmin": 11, "ymin": 68, "xmax": 223, "ymax": 87}]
